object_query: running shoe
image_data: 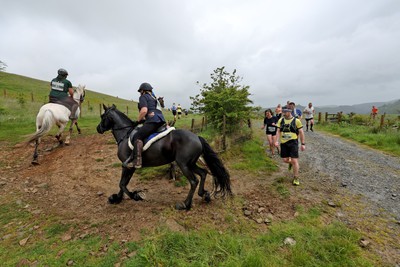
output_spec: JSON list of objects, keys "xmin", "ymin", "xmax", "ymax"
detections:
[{"xmin": 292, "ymin": 178, "xmax": 300, "ymax": 186}]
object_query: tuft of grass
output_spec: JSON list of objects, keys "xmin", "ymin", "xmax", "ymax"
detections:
[
  {"xmin": 0, "ymin": 197, "xmax": 120, "ymax": 266},
  {"xmin": 174, "ymin": 176, "xmax": 188, "ymax": 187},
  {"xmin": 318, "ymin": 120, "xmax": 400, "ymax": 156},
  {"xmin": 124, "ymin": 207, "xmax": 375, "ymax": 266},
  {"xmin": 229, "ymin": 138, "xmax": 278, "ymax": 173}
]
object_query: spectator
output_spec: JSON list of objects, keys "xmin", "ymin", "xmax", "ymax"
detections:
[{"xmin": 371, "ymin": 105, "xmax": 378, "ymax": 120}]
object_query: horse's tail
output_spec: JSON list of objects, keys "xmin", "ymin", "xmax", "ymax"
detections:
[
  {"xmin": 26, "ymin": 109, "xmax": 55, "ymax": 143},
  {"xmin": 199, "ymin": 136, "xmax": 232, "ymax": 198}
]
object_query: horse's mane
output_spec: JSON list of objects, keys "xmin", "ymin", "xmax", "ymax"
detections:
[{"xmin": 112, "ymin": 106, "xmax": 135, "ymax": 126}]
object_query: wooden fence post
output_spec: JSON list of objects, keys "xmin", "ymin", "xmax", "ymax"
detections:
[
  {"xmin": 31, "ymin": 92, "xmax": 34, "ymax": 102},
  {"xmin": 191, "ymin": 118, "xmax": 195, "ymax": 132},
  {"xmin": 126, "ymin": 106, "xmax": 129, "ymax": 115},
  {"xmin": 318, "ymin": 112, "xmax": 322, "ymax": 123},
  {"xmin": 380, "ymin": 113, "xmax": 386, "ymax": 128},
  {"xmin": 201, "ymin": 117, "xmax": 205, "ymax": 132},
  {"xmin": 222, "ymin": 115, "xmax": 226, "ymax": 151},
  {"xmin": 325, "ymin": 112, "xmax": 328, "ymax": 122},
  {"xmin": 337, "ymin": 112, "xmax": 342, "ymax": 123}
]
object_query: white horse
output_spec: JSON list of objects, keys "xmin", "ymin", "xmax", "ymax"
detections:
[{"xmin": 28, "ymin": 84, "xmax": 86, "ymax": 165}]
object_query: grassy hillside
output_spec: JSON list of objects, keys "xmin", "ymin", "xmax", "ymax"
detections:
[
  {"xmin": 0, "ymin": 71, "xmax": 137, "ymax": 110},
  {"xmin": 0, "ymin": 72, "xmax": 195, "ymax": 144},
  {"xmin": 0, "ymin": 72, "xmax": 153, "ymax": 143}
]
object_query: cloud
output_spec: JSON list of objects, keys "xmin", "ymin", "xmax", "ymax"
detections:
[{"xmin": 1, "ymin": 0, "xmax": 399, "ymax": 108}]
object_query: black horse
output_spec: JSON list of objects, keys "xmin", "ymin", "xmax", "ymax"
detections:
[{"xmin": 96, "ymin": 104, "xmax": 232, "ymax": 210}]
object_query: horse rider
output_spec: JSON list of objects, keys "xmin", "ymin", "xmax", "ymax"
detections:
[
  {"xmin": 122, "ymin": 82, "xmax": 166, "ymax": 169},
  {"xmin": 49, "ymin": 68, "xmax": 79, "ymax": 123}
]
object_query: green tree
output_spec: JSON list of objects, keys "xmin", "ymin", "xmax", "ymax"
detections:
[
  {"xmin": 190, "ymin": 67, "xmax": 253, "ymax": 133},
  {"xmin": 0, "ymin": 60, "xmax": 7, "ymax": 71}
]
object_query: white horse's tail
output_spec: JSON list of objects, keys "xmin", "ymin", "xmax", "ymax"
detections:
[{"xmin": 27, "ymin": 109, "xmax": 55, "ymax": 143}]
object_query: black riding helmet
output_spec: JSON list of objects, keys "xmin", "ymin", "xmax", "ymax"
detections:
[
  {"xmin": 58, "ymin": 68, "xmax": 68, "ymax": 76},
  {"xmin": 138, "ymin": 82, "xmax": 153, "ymax": 92}
]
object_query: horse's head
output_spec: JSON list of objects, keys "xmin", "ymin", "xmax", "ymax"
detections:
[
  {"xmin": 97, "ymin": 104, "xmax": 116, "ymax": 134},
  {"xmin": 97, "ymin": 104, "xmax": 136, "ymax": 134},
  {"xmin": 74, "ymin": 84, "xmax": 86, "ymax": 103},
  {"xmin": 157, "ymin": 96, "xmax": 165, "ymax": 108}
]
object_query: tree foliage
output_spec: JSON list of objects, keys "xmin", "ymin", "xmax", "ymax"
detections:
[
  {"xmin": 190, "ymin": 67, "xmax": 253, "ymax": 133},
  {"xmin": 0, "ymin": 60, "xmax": 7, "ymax": 71}
]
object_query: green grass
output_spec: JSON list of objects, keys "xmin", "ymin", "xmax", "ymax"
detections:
[
  {"xmin": 123, "ymin": 207, "xmax": 374, "ymax": 267},
  {"xmin": 229, "ymin": 138, "xmax": 278, "ymax": 173},
  {"xmin": 0, "ymin": 196, "xmax": 120, "ymax": 266},
  {"xmin": 0, "ymin": 72, "xmax": 141, "ymax": 144},
  {"xmin": 2, "ymin": 194, "xmax": 375, "ymax": 266},
  {"xmin": 317, "ymin": 121, "xmax": 400, "ymax": 156},
  {"xmin": 0, "ymin": 72, "xmax": 385, "ymax": 266}
]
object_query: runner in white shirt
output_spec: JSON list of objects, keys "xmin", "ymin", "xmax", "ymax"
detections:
[{"xmin": 303, "ymin": 102, "xmax": 315, "ymax": 132}]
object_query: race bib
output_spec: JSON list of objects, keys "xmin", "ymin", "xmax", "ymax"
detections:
[
  {"xmin": 268, "ymin": 126, "xmax": 276, "ymax": 132},
  {"xmin": 282, "ymin": 133, "xmax": 292, "ymax": 140}
]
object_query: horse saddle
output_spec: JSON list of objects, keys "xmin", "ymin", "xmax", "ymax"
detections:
[{"xmin": 128, "ymin": 126, "xmax": 175, "ymax": 151}]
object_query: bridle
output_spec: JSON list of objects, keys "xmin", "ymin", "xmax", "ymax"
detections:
[
  {"xmin": 73, "ymin": 88, "xmax": 85, "ymax": 103},
  {"xmin": 100, "ymin": 108, "xmax": 136, "ymax": 145}
]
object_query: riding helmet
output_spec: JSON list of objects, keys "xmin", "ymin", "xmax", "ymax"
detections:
[
  {"xmin": 138, "ymin": 82, "xmax": 153, "ymax": 92},
  {"xmin": 58, "ymin": 68, "xmax": 68, "ymax": 76}
]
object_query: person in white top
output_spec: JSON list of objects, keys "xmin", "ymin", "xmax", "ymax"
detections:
[{"xmin": 303, "ymin": 102, "xmax": 315, "ymax": 132}]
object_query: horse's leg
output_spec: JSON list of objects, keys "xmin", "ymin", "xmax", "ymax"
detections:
[
  {"xmin": 75, "ymin": 121, "xmax": 81, "ymax": 134},
  {"xmin": 65, "ymin": 120, "xmax": 76, "ymax": 145},
  {"xmin": 175, "ymin": 162, "xmax": 199, "ymax": 210},
  {"xmin": 108, "ymin": 167, "xmax": 137, "ymax": 204},
  {"xmin": 193, "ymin": 165, "xmax": 211, "ymax": 203},
  {"xmin": 31, "ymin": 139, "xmax": 40, "ymax": 165},
  {"xmin": 56, "ymin": 123, "xmax": 67, "ymax": 145},
  {"xmin": 169, "ymin": 162, "xmax": 177, "ymax": 180}
]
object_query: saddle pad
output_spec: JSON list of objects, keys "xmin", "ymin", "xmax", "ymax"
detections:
[{"xmin": 128, "ymin": 127, "xmax": 175, "ymax": 151}]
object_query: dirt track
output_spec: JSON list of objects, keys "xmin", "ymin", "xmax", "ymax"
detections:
[{"xmin": 0, "ymin": 127, "xmax": 399, "ymax": 265}]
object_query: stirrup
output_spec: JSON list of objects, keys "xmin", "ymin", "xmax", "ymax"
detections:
[{"xmin": 122, "ymin": 158, "xmax": 134, "ymax": 169}]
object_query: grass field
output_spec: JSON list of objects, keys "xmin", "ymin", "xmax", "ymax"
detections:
[{"xmin": 0, "ymin": 72, "xmax": 383, "ymax": 266}]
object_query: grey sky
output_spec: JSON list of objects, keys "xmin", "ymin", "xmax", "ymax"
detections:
[{"xmin": 1, "ymin": 0, "xmax": 399, "ymax": 108}]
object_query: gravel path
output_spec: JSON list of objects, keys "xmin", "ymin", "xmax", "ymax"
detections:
[{"xmin": 301, "ymin": 130, "xmax": 400, "ymax": 219}]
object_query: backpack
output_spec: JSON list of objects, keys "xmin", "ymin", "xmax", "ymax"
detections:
[{"xmin": 280, "ymin": 118, "xmax": 299, "ymax": 135}]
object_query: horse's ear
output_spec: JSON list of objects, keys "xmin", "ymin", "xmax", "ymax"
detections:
[
  {"xmin": 112, "ymin": 104, "xmax": 116, "ymax": 109},
  {"xmin": 103, "ymin": 104, "xmax": 108, "ymax": 111}
]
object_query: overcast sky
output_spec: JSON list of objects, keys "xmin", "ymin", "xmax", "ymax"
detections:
[{"xmin": 1, "ymin": 0, "xmax": 399, "ymax": 108}]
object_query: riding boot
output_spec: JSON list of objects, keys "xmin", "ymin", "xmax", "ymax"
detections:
[{"xmin": 134, "ymin": 140, "xmax": 143, "ymax": 169}]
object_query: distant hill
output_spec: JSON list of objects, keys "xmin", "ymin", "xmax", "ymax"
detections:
[
  {"xmin": 316, "ymin": 100, "xmax": 400, "ymax": 115},
  {"xmin": 261, "ymin": 100, "xmax": 399, "ymax": 116}
]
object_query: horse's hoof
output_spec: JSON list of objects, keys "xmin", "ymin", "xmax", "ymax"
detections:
[
  {"xmin": 203, "ymin": 192, "xmax": 211, "ymax": 203},
  {"xmin": 175, "ymin": 202, "xmax": 191, "ymax": 210},
  {"xmin": 131, "ymin": 190, "xmax": 145, "ymax": 201},
  {"xmin": 108, "ymin": 194, "xmax": 122, "ymax": 204},
  {"xmin": 31, "ymin": 160, "xmax": 40, "ymax": 166}
]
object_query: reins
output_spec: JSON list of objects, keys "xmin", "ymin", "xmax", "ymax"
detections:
[{"xmin": 112, "ymin": 125, "xmax": 134, "ymax": 145}]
